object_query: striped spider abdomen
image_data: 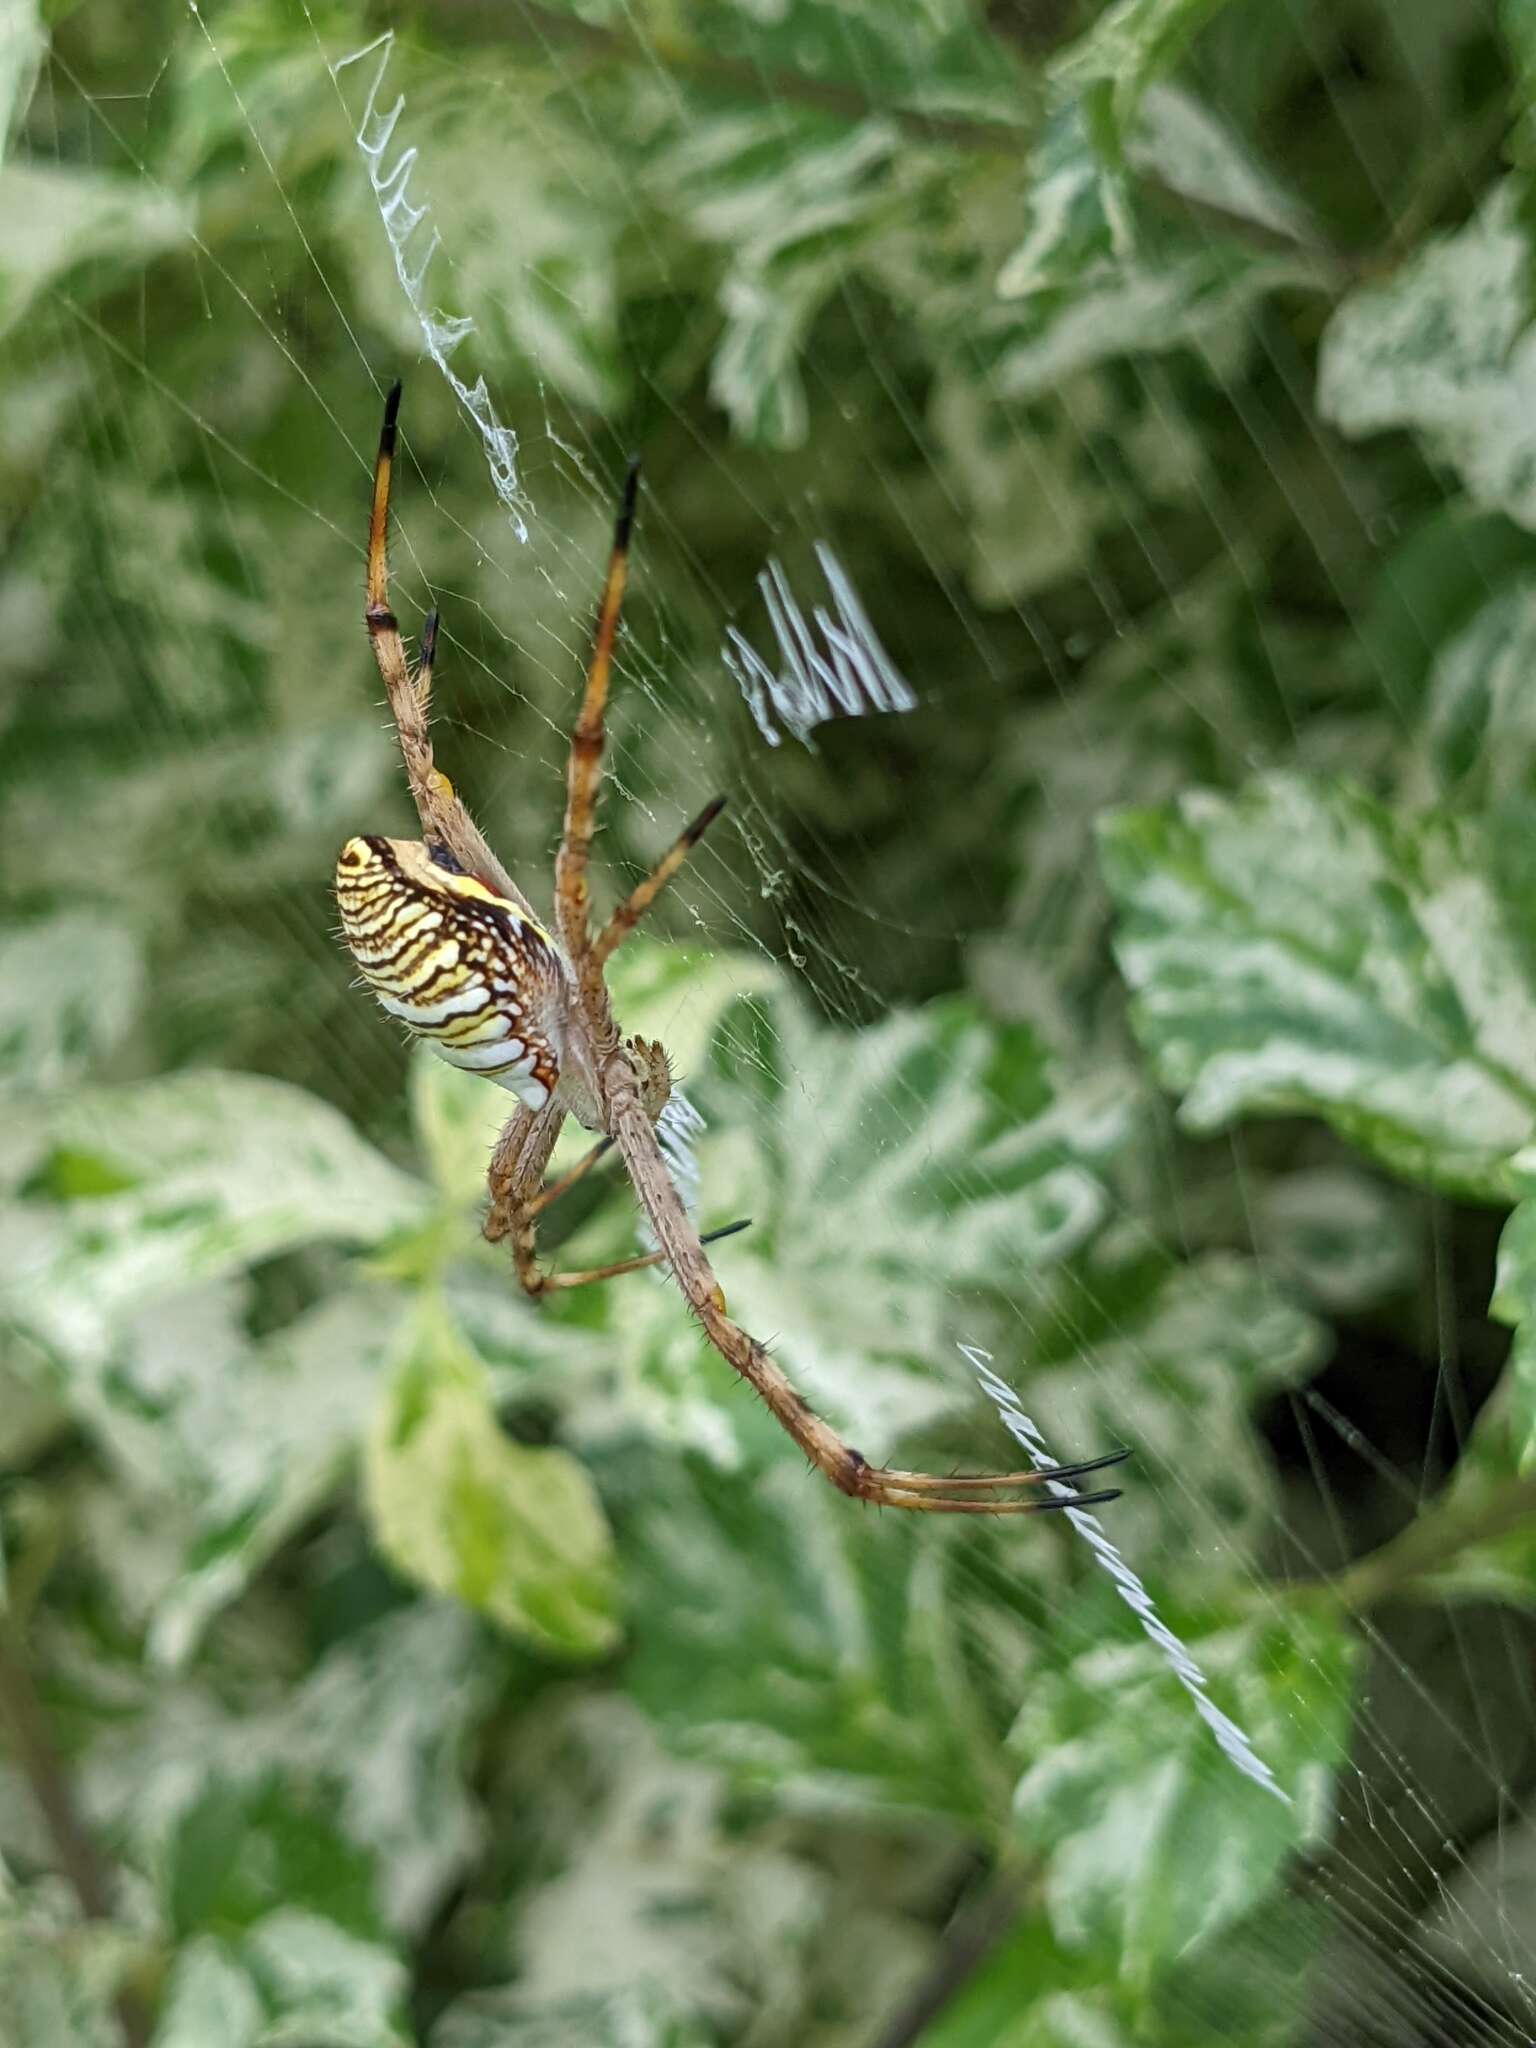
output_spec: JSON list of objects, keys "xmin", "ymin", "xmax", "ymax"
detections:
[{"xmin": 335, "ymin": 834, "xmax": 564, "ymax": 1111}]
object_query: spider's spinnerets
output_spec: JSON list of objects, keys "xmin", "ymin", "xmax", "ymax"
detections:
[{"xmin": 335, "ymin": 834, "xmax": 563, "ymax": 1110}]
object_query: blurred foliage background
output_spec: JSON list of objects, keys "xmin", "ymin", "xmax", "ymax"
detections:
[{"xmin": 7, "ymin": 0, "xmax": 1536, "ymax": 2042}]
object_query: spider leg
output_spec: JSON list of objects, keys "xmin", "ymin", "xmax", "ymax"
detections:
[
  {"xmin": 540, "ymin": 1218, "xmax": 750, "ymax": 1292},
  {"xmin": 592, "ymin": 795, "xmax": 728, "ymax": 968},
  {"xmin": 554, "ymin": 461, "xmax": 640, "ymax": 960},
  {"xmin": 860, "ymin": 1484, "xmax": 1123, "ymax": 1516},
  {"xmin": 363, "ymin": 384, "xmax": 538, "ymax": 918},
  {"xmin": 485, "ymin": 1100, "xmax": 564, "ymax": 1256},
  {"xmin": 604, "ymin": 1061, "xmax": 1126, "ymax": 1519},
  {"xmin": 530, "ymin": 1136, "xmax": 614, "ymax": 1219},
  {"xmin": 877, "ymin": 1448, "xmax": 1131, "ymax": 1491}
]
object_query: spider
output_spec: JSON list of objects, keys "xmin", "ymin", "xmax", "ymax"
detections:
[{"xmin": 335, "ymin": 383, "xmax": 1127, "ymax": 1517}]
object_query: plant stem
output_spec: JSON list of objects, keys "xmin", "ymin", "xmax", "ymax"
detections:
[
  {"xmin": 0, "ymin": 1627, "xmax": 152, "ymax": 2048},
  {"xmin": 868, "ymin": 1869, "xmax": 1026, "ymax": 2048},
  {"xmin": 1297, "ymin": 1472, "xmax": 1536, "ymax": 1614}
]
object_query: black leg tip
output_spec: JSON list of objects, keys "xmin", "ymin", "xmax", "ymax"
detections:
[
  {"xmin": 420, "ymin": 607, "xmax": 440, "ymax": 668},
  {"xmin": 614, "ymin": 458, "xmax": 641, "ymax": 550},
  {"xmin": 380, "ymin": 380, "xmax": 402, "ymax": 452}
]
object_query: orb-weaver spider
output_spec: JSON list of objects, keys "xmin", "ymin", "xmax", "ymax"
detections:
[{"xmin": 336, "ymin": 384, "xmax": 1126, "ymax": 1516}]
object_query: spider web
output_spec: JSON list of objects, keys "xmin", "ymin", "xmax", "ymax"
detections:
[{"xmin": 3, "ymin": 3, "xmax": 1535, "ymax": 2046}]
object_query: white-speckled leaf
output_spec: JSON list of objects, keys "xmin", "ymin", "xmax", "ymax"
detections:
[
  {"xmin": 280, "ymin": 1603, "xmax": 496, "ymax": 1939},
  {"xmin": 0, "ymin": 1072, "xmax": 428, "ymax": 1364},
  {"xmin": 1015, "ymin": 1246, "xmax": 1325, "ymax": 1568},
  {"xmin": 153, "ymin": 1914, "xmax": 409, "ymax": 2048},
  {"xmin": 1492, "ymin": 1200, "xmax": 1536, "ymax": 1472},
  {"xmin": 1011, "ymin": 1606, "xmax": 1352, "ymax": 1979},
  {"xmin": 1101, "ymin": 775, "xmax": 1536, "ymax": 1197},
  {"xmin": 1051, "ymin": 0, "xmax": 1238, "ymax": 152},
  {"xmin": 622, "ymin": 1459, "xmax": 1048, "ymax": 1819},
  {"xmin": 120, "ymin": 1287, "xmax": 404, "ymax": 1667},
  {"xmin": 1319, "ymin": 180, "xmax": 1536, "ymax": 531},
  {"xmin": 434, "ymin": 1696, "xmax": 819, "ymax": 2043},
  {"xmin": 1406, "ymin": 578, "xmax": 1536, "ymax": 806},
  {"xmin": 0, "ymin": 913, "xmax": 144, "ymax": 1093},
  {"xmin": 435, "ymin": 1987, "xmax": 712, "ymax": 2048},
  {"xmin": 0, "ymin": 161, "xmax": 188, "ymax": 337}
]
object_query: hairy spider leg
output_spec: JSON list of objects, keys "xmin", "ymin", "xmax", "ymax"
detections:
[
  {"xmin": 593, "ymin": 794, "xmax": 729, "ymax": 967},
  {"xmin": 604, "ymin": 1054, "xmax": 1126, "ymax": 1514},
  {"xmin": 554, "ymin": 460, "xmax": 639, "ymax": 961},
  {"xmin": 363, "ymin": 384, "xmax": 536, "ymax": 918},
  {"xmin": 530, "ymin": 1136, "xmax": 615, "ymax": 1218}
]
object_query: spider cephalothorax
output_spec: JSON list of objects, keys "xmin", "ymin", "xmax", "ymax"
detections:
[{"xmin": 336, "ymin": 382, "xmax": 1127, "ymax": 1517}]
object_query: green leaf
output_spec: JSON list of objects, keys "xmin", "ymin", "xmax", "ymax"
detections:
[
  {"xmin": 1101, "ymin": 775, "xmax": 1536, "ymax": 1198},
  {"xmin": 1012, "ymin": 1247, "xmax": 1326, "ymax": 1568},
  {"xmin": 434, "ymin": 1987, "xmax": 713, "ymax": 2048},
  {"xmin": 1492, "ymin": 1202, "xmax": 1536, "ymax": 1472},
  {"xmin": 166, "ymin": 1776, "xmax": 380, "ymax": 1942},
  {"xmin": 922, "ymin": 1889, "xmax": 1327, "ymax": 2045},
  {"xmin": 1360, "ymin": 505, "xmax": 1536, "ymax": 738},
  {"xmin": 623, "ymin": 1457, "xmax": 1037, "ymax": 1825},
  {"xmin": 364, "ymin": 1296, "xmax": 620, "ymax": 1658},
  {"xmin": 1010, "ymin": 1603, "xmax": 1352, "ymax": 1980},
  {"xmin": 1407, "ymin": 577, "xmax": 1536, "ymax": 805},
  {"xmin": 0, "ymin": 913, "xmax": 145, "ymax": 1093},
  {"xmin": 1312, "ymin": 1369, "xmax": 1536, "ymax": 1604},
  {"xmin": 0, "ymin": 0, "xmax": 42, "ymax": 158},
  {"xmin": 0, "ymin": 1071, "xmax": 428, "ymax": 1363},
  {"xmin": 1318, "ymin": 179, "xmax": 1536, "ymax": 532}
]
